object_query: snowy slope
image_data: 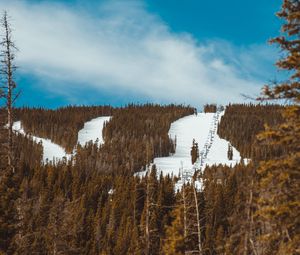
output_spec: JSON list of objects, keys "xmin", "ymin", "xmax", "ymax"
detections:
[
  {"xmin": 142, "ymin": 111, "xmax": 242, "ymax": 177},
  {"xmin": 13, "ymin": 116, "xmax": 111, "ymax": 162},
  {"xmin": 204, "ymin": 111, "xmax": 241, "ymax": 167},
  {"xmin": 77, "ymin": 116, "xmax": 111, "ymax": 147},
  {"xmin": 13, "ymin": 121, "xmax": 71, "ymax": 162},
  {"xmin": 152, "ymin": 114, "xmax": 212, "ymax": 176}
]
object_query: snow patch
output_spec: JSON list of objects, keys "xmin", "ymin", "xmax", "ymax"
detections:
[
  {"xmin": 13, "ymin": 116, "xmax": 112, "ymax": 163},
  {"xmin": 13, "ymin": 121, "xmax": 71, "ymax": 162},
  {"xmin": 77, "ymin": 116, "xmax": 111, "ymax": 147},
  {"xmin": 137, "ymin": 111, "xmax": 246, "ymax": 180}
]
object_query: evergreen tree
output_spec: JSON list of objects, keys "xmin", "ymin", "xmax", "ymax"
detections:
[
  {"xmin": 191, "ymin": 139, "xmax": 199, "ymax": 164},
  {"xmin": 162, "ymin": 205, "xmax": 185, "ymax": 255},
  {"xmin": 0, "ymin": 171, "xmax": 18, "ymax": 254},
  {"xmin": 256, "ymin": 1, "xmax": 300, "ymax": 253},
  {"xmin": 227, "ymin": 144, "xmax": 233, "ymax": 160}
]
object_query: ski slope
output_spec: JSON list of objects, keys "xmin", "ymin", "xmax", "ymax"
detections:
[
  {"xmin": 13, "ymin": 121, "xmax": 71, "ymax": 162},
  {"xmin": 204, "ymin": 111, "xmax": 241, "ymax": 167},
  {"xmin": 142, "ymin": 111, "xmax": 242, "ymax": 177},
  {"xmin": 13, "ymin": 116, "xmax": 111, "ymax": 162},
  {"xmin": 78, "ymin": 116, "xmax": 111, "ymax": 147}
]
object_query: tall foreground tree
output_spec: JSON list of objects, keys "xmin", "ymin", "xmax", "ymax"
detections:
[
  {"xmin": 257, "ymin": 0, "xmax": 300, "ymax": 253},
  {"xmin": 0, "ymin": 11, "xmax": 19, "ymax": 254},
  {"xmin": 0, "ymin": 11, "xmax": 18, "ymax": 173}
]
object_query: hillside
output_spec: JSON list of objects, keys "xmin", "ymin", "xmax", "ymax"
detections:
[{"xmin": 0, "ymin": 103, "xmax": 294, "ymax": 254}]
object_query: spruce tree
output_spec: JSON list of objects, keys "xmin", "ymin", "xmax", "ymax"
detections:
[{"xmin": 256, "ymin": 0, "xmax": 300, "ymax": 253}]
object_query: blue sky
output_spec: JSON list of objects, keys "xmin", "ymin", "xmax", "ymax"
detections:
[{"xmin": 0, "ymin": 0, "xmax": 283, "ymax": 108}]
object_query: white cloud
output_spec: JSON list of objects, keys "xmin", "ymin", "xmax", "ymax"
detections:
[{"xmin": 0, "ymin": 0, "xmax": 276, "ymax": 106}]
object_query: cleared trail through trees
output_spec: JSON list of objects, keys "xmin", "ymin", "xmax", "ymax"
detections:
[
  {"xmin": 77, "ymin": 116, "xmax": 111, "ymax": 147},
  {"xmin": 145, "ymin": 111, "xmax": 243, "ymax": 183},
  {"xmin": 177, "ymin": 111, "xmax": 221, "ymax": 188},
  {"xmin": 12, "ymin": 121, "xmax": 71, "ymax": 162},
  {"xmin": 12, "ymin": 116, "xmax": 111, "ymax": 163},
  {"xmin": 195, "ymin": 110, "xmax": 220, "ymax": 169}
]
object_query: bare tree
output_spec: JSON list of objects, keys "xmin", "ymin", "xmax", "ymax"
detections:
[
  {"xmin": 192, "ymin": 179, "xmax": 203, "ymax": 255},
  {"xmin": 0, "ymin": 11, "xmax": 19, "ymax": 173},
  {"xmin": 181, "ymin": 168, "xmax": 204, "ymax": 255}
]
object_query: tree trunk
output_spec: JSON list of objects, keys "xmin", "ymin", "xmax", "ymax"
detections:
[{"xmin": 193, "ymin": 181, "xmax": 203, "ymax": 255}]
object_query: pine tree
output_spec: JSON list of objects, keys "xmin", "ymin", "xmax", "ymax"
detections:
[
  {"xmin": 227, "ymin": 144, "xmax": 233, "ymax": 160},
  {"xmin": 0, "ymin": 171, "xmax": 18, "ymax": 254},
  {"xmin": 191, "ymin": 139, "xmax": 199, "ymax": 164},
  {"xmin": 256, "ymin": 1, "xmax": 300, "ymax": 253},
  {"xmin": 261, "ymin": 0, "xmax": 300, "ymax": 102},
  {"xmin": 141, "ymin": 165, "xmax": 160, "ymax": 255},
  {"xmin": 162, "ymin": 206, "xmax": 185, "ymax": 255}
]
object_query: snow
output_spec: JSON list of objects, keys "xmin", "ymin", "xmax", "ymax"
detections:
[
  {"xmin": 138, "ymin": 111, "xmax": 245, "ymax": 180},
  {"xmin": 13, "ymin": 121, "xmax": 71, "ymax": 162},
  {"xmin": 13, "ymin": 116, "xmax": 112, "ymax": 162},
  {"xmin": 13, "ymin": 110, "xmax": 245, "ymax": 179},
  {"xmin": 77, "ymin": 116, "xmax": 111, "ymax": 147},
  {"xmin": 153, "ymin": 114, "xmax": 212, "ymax": 176},
  {"xmin": 203, "ymin": 111, "xmax": 242, "ymax": 167}
]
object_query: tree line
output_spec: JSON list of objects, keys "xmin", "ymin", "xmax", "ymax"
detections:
[
  {"xmin": 15, "ymin": 106, "xmax": 113, "ymax": 153},
  {"xmin": 0, "ymin": 0, "xmax": 299, "ymax": 254}
]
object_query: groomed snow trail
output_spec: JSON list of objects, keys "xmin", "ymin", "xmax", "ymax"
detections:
[
  {"xmin": 148, "ymin": 111, "xmax": 242, "ymax": 178},
  {"xmin": 204, "ymin": 111, "xmax": 241, "ymax": 167},
  {"xmin": 152, "ymin": 114, "xmax": 212, "ymax": 176},
  {"xmin": 13, "ymin": 116, "xmax": 111, "ymax": 163},
  {"xmin": 77, "ymin": 116, "xmax": 111, "ymax": 147},
  {"xmin": 13, "ymin": 121, "xmax": 71, "ymax": 162}
]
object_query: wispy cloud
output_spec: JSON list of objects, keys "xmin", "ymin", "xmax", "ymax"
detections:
[{"xmin": 0, "ymin": 0, "xmax": 277, "ymax": 106}]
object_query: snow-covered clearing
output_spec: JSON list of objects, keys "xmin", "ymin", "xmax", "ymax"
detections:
[
  {"xmin": 138, "ymin": 111, "xmax": 243, "ymax": 179},
  {"xmin": 77, "ymin": 116, "xmax": 111, "ymax": 147},
  {"xmin": 13, "ymin": 121, "xmax": 71, "ymax": 162},
  {"xmin": 13, "ymin": 116, "xmax": 111, "ymax": 162}
]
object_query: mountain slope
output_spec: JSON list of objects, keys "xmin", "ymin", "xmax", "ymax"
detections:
[{"xmin": 140, "ymin": 111, "xmax": 243, "ymax": 177}]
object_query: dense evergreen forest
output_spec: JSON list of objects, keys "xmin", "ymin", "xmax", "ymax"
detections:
[
  {"xmin": 0, "ymin": 0, "xmax": 299, "ymax": 254},
  {"xmin": 218, "ymin": 104, "xmax": 284, "ymax": 158},
  {"xmin": 15, "ymin": 106, "xmax": 113, "ymax": 153},
  {"xmin": 1, "ymin": 102, "xmax": 297, "ymax": 255}
]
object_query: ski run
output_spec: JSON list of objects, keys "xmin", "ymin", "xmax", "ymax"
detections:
[
  {"xmin": 13, "ymin": 111, "xmax": 246, "ymax": 176},
  {"xmin": 138, "ymin": 111, "xmax": 246, "ymax": 181},
  {"xmin": 12, "ymin": 121, "xmax": 71, "ymax": 162},
  {"xmin": 13, "ymin": 116, "xmax": 111, "ymax": 163},
  {"xmin": 77, "ymin": 116, "xmax": 111, "ymax": 146}
]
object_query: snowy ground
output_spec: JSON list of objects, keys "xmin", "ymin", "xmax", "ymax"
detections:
[
  {"xmin": 139, "ymin": 111, "xmax": 243, "ymax": 178},
  {"xmin": 14, "ymin": 111, "xmax": 244, "ymax": 175},
  {"xmin": 204, "ymin": 111, "xmax": 241, "ymax": 167},
  {"xmin": 13, "ymin": 121, "xmax": 71, "ymax": 162},
  {"xmin": 77, "ymin": 116, "xmax": 111, "ymax": 147},
  {"xmin": 13, "ymin": 116, "xmax": 111, "ymax": 162}
]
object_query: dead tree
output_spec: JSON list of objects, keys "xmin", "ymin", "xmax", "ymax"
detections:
[
  {"xmin": 144, "ymin": 166, "xmax": 159, "ymax": 255},
  {"xmin": 0, "ymin": 11, "xmax": 19, "ymax": 173},
  {"xmin": 145, "ymin": 167, "xmax": 150, "ymax": 255},
  {"xmin": 181, "ymin": 169, "xmax": 204, "ymax": 255},
  {"xmin": 192, "ymin": 179, "xmax": 203, "ymax": 255}
]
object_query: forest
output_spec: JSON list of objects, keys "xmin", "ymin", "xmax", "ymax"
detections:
[
  {"xmin": 0, "ymin": 0, "xmax": 299, "ymax": 254},
  {"xmin": 0, "ymin": 102, "xmax": 298, "ymax": 255}
]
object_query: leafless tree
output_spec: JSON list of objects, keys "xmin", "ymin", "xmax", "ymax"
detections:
[{"xmin": 0, "ymin": 11, "xmax": 19, "ymax": 173}]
